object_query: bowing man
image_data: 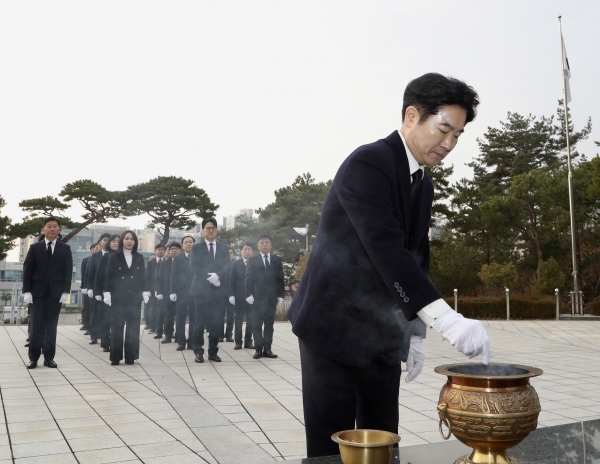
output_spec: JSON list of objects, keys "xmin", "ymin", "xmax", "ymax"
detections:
[
  {"xmin": 103, "ymin": 230, "xmax": 150, "ymax": 365},
  {"xmin": 245, "ymin": 235, "xmax": 284, "ymax": 360},
  {"xmin": 170, "ymin": 236, "xmax": 196, "ymax": 351},
  {"xmin": 22, "ymin": 217, "xmax": 73, "ymax": 369},
  {"xmin": 93, "ymin": 234, "xmax": 120, "ymax": 352},
  {"xmin": 228, "ymin": 243, "xmax": 255, "ymax": 350},
  {"xmin": 156, "ymin": 242, "xmax": 180, "ymax": 344},
  {"xmin": 189, "ymin": 218, "xmax": 231, "ymax": 363}
]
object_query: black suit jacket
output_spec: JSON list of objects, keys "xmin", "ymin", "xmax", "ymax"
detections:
[
  {"xmin": 170, "ymin": 253, "xmax": 193, "ymax": 299},
  {"xmin": 189, "ymin": 241, "xmax": 230, "ymax": 297},
  {"xmin": 146, "ymin": 258, "xmax": 158, "ymax": 293},
  {"xmin": 229, "ymin": 258, "xmax": 248, "ymax": 304},
  {"xmin": 288, "ymin": 131, "xmax": 435, "ymax": 368},
  {"xmin": 156, "ymin": 258, "xmax": 173, "ymax": 297},
  {"xmin": 22, "ymin": 240, "xmax": 73, "ymax": 298},
  {"xmin": 81, "ymin": 256, "xmax": 89, "ymax": 289},
  {"xmin": 105, "ymin": 252, "xmax": 147, "ymax": 304},
  {"xmin": 84, "ymin": 251, "xmax": 104, "ymax": 293},
  {"xmin": 245, "ymin": 254, "xmax": 285, "ymax": 307},
  {"xmin": 94, "ymin": 252, "xmax": 115, "ymax": 297}
]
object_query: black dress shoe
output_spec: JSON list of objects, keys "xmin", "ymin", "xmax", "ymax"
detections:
[
  {"xmin": 262, "ymin": 350, "xmax": 278, "ymax": 359},
  {"xmin": 125, "ymin": 359, "xmax": 134, "ymax": 365},
  {"xmin": 176, "ymin": 344, "xmax": 185, "ymax": 351},
  {"xmin": 26, "ymin": 360, "xmax": 37, "ymax": 369},
  {"xmin": 89, "ymin": 339, "xmax": 98, "ymax": 345},
  {"xmin": 26, "ymin": 337, "xmax": 29, "ymax": 341},
  {"xmin": 160, "ymin": 338, "xmax": 172, "ymax": 344},
  {"xmin": 208, "ymin": 354, "xmax": 221, "ymax": 362},
  {"xmin": 195, "ymin": 354, "xmax": 204, "ymax": 363},
  {"xmin": 79, "ymin": 326, "xmax": 86, "ymax": 331},
  {"xmin": 44, "ymin": 359, "xmax": 58, "ymax": 368},
  {"xmin": 225, "ymin": 336, "xmax": 234, "ymax": 343},
  {"xmin": 153, "ymin": 334, "xmax": 162, "ymax": 339},
  {"xmin": 244, "ymin": 344, "xmax": 255, "ymax": 349},
  {"xmin": 111, "ymin": 360, "xmax": 120, "ymax": 365},
  {"xmin": 103, "ymin": 348, "xmax": 110, "ymax": 352},
  {"xmin": 253, "ymin": 350, "xmax": 262, "ymax": 359},
  {"xmin": 24, "ymin": 343, "xmax": 29, "ymax": 347},
  {"xmin": 84, "ymin": 331, "xmax": 90, "ymax": 336},
  {"xmin": 234, "ymin": 344, "xmax": 242, "ymax": 350}
]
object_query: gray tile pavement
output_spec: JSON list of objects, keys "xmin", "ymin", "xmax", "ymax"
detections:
[{"xmin": 1, "ymin": 319, "xmax": 600, "ymax": 462}]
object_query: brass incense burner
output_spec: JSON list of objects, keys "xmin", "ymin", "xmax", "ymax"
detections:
[
  {"xmin": 435, "ymin": 363, "xmax": 543, "ymax": 464},
  {"xmin": 331, "ymin": 429, "xmax": 400, "ymax": 464}
]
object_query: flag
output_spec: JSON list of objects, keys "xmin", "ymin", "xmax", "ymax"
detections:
[{"xmin": 561, "ymin": 32, "xmax": 571, "ymax": 102}]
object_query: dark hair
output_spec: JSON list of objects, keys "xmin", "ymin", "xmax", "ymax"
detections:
[
  {"xmin": 98, "ymin": 233, "xmax": 111, "ymax": 243},
  {"xmin": 202, "ymin": 218, "xmax": 217, "ymax": 229},
  {"xmin": 241, "ymin": 242, "xmax": 254, "ymax": 251},
  {"xmin": 118, "ymin": 230, "xmax": 139, "ymax": 253},
  {"xmin": 154, "ymin": 244, "xmax": 165, "ymax": 251},
  {"xmin": 104, "ymin": 234, "xmax": 120, "ymax": 253},
  {"xmin": 402, "ymin": 73, "xmax": 479, "ymax": 125},
  {"xmin": 182, "ymin": 235, "xmax": 196, "ymax": 244},
  {"xmin": 38, "ymin": 234, "xmax": 46, "ymax": 242},
  {"xmin": 43, "ymin": 216, "xmax": 60, "ymax": 227},
  {"xmin": 89, "ymin": 245, "xmax": 95, "ymax": 250},
  {"xmin": 257, "ymin": 234, "xmax": 272, "ymax": 243},
  {"xmin": 168, "ymin": 242, "xmax": 182, "ymax": 250}
]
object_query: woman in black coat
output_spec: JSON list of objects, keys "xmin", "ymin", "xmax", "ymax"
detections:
[
  {"xmin": 94, "ymin": 234, "xmax": 120, "ymax": 352},
  {"xmin": 103, "ymin": 230, "xmax": 150, "ymax": 365}
]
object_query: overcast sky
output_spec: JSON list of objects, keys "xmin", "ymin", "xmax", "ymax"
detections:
[{"xmin": 2, "ymin": 1, "xmax": 599, "ymax": 261}]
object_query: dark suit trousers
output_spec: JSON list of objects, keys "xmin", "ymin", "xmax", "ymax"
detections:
[
  {"xmin": 221, "ymin": 303, "xmax": 235, "ymax": 338},
  {"xmin": 299, "ymin": 340, "xmax": 401, "ymax": 458},
  {"xmin": 163, "ymin": 301, "xmax": 176, "ymax": 339},
  {"xmin": 193, "ymin": 294, "xmax": 225, "ymax": 357},
  {"xmin": 98, "ymin": 302, "xmax": 111, "ymax": 349},
  {"xmin": 234, "ymin": 302, "xmax": 253, "ymax": 346},
  {"xmin": 81, "ymin": 294, "xmax": 90, "ymax": 328},
  {"xmin": 89, "ymin": 298, "xmax": 100, "ymax": 340},
  {"xmin": 29, "ymin": 291, "xmax": 62, "ymax": 362},
  {"xmin": 110, "ymin": 301, "xmax": 141, "ymax": 363},
  {"xmin": 175, "ymin": 296, "xmax": 195, "ymax": 346},
  {"xmin": 251, "ymin": 302, "xmax": 276, "ymax": 351},
  {"xmin": 145, "ymin": 296, "xmax": 157, "ymax": 329},
  {"xmin": 155, "ymin": 299, "xmax": 165, "ymax": 336}
]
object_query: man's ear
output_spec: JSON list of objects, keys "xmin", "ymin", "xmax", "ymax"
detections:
[{"xmin": 404, "ymin": 106, "xmax": 420, "ymax": 127}]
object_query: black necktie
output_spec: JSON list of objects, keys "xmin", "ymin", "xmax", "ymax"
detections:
[
  {"xmin": 209, "ymin": 242, "xmax": 214, "ymax": 259},
  {"xmin": 47, "ymin": 242, "xmax": 53, "ymax": 261},
  {"xmin": 264, "ymin": 254, "xmax": 270, "ymax": 271},
  {"xmin": 410, "ymin": 169, "xmax": 423, "ymax": 202}
]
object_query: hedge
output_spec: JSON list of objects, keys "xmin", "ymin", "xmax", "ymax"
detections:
[{"xmin": 443, "ymin": 296, "xmax": 572, "ymax": 320}]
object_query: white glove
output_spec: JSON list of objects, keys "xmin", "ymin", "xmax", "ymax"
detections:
[
  {"xmin": 81, "ymin": 288, "xmax": 87, "ymax": 293},
  {"xmin": 103, "ymin": 292, "xmax": 112, "ymax": 306},
  {"xmin": 87, "ymin": 289, "xmax": 93, "ymax": 298},
  {"xmin": 432, "ymin": 310, "xmax": 491, "ymax": 364},
  {"xmin": 142, "ymin": 291, "xmax": 151, "ymax": 304},
  {"xmin": 207, "ymin": 273, "xmax": 220, "ymax": 285},
  {"xmin": 154, "ymin": 291, "xmax": 158, "ymax": 297},
  {"xmin": 95, "ymin": 295, "xmax": 102, "ymax": 301},
  {"xmin": 23, "ymin": 293, "xmax": 33, "ymax": 305},
  {"xmin": 277, "ymin": 297, "xmax": 283, "ymax": 304},
  {"xmin": 229, "ymin": 296, "xmax": 235, "ymax": 305},
  {"xmin": 405, "ymin": 336, "xmax": 425, "ymax": 383},
  {"xmin": 246, "ymin": 295, "xmax": 254, "ymax": 305},
  {"xmin": 170, "ymin": 294, "xmax": 177, "ymax": 302},
  {"xmin": 59, "ymin": 293, "xmax": 69, "ymax": 304},
  {"xmin": 213, "ymin": 281, "xmax": 221, "ymax": 287},
  {"xmin": 156, "ymin": 294, "xmax": 163, "ymax": 301}
]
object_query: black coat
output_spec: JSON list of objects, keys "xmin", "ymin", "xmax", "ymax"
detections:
[
  {"xmin": 229, "ymin": 258, "xmax": 248, "ymax": 304},
  {"xmin": 287, "ymin": 131, "xmax": 434, "ymax": 368},
  {"xmin": 81, "ymin": 256, "xmax": 89, "ymax": 289},
  {"xmin": 170, "ymin": 253, "xmax": 193, "ymax": 298},
  {"xmin": 105, "ymin": 252, "xmax": 148, "ymax": 304},
  {"xmin": 84, "ymin": 251, "xmax": 104, "ymax": 293},
  {"xmin": 245, "ymin": 254, "xmax": 284, "ymax": 306},
  {"xmin": 156, "ymin": 257, "xmax": 173, "ymax": 297},
  {"xmin": 22, "ymin": 240, "xmax": 72, "ymax": 298},
  {"xmin": 93, "ymin": 251, "xmax": 115, "ymax": 297},
  {"xmin": 146, "ymin": 258, "xmax": 158, "ymax": 293},
  {"xmin": 189, "ymin": 241, "xmax": 230, "ymax": 297}
]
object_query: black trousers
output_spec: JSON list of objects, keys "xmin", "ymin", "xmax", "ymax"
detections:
[
  {"xmin": 221, "ymin": 303, "xmax": 235, "ymax": 338},
  {"xmin": 251, "ymin": 302, "xmax": 276, "ymax": 351},
  {"xmin": 175, "ymin": 296, "xmax": 195, "ymax": 346},
  {"xmin": 98, "ymin": 302, "xmax": 111, "ymax": 349},
  {"xmin": 29, "ymin": 291, "xmax": 62, "ymax": 362},
  {"xmin": 110, "ymin": 300, "xmax": 141, "ymax": 363},
  {"xmin": 299, "ymin": 340, "xmax": 400, "ymax": 458},
  {"xmin": 89, "ymin": 298, "xmax": 100, "ymax": 340},
  {"xmin": 145, "ymin": 296, "xmax": 157, "ymax": 329},
  {"xmin": 163, "ymin": 301, "xmax": 176, "ymax": 339},
  {"xmin": 234, "ymin": 302, "xmax": 253, "ymax": 346},
  {"xmin": 155, "ymin": 299, "xmax": 165, "ymax": 336},
  {"xmin": 81, "ymin": 294, "xmax": 90, "ymax": 328},
  {"xmin": 192, "ymin": 295, "xmax": 225, "ymax": 357}
]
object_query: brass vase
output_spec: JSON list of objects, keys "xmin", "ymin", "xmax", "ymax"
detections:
[{"xmin": 435, "ymin": 363, "xmax": 542, "ymax": 464}]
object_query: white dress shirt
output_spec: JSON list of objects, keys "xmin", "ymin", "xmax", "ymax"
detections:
[
  {"xmin": 205, "ymin": 240, "xmax": 216, "ymax": 253},
  {"xmin": 398, "ymin": 131, "xmax": 452, "ymax": 327},
  {"xmin": 262, "ymin": 252, "xmax": 271, "ymax": 267},
  {"xmin": 44, "ymin": 238, "xmax": 56, "ymax": 255}
]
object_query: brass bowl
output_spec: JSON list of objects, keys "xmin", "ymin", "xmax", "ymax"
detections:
[
  {"xmin": 331, "ymin": 429, "xmax": 400, "ymax": 464},
  {"xmin": 435, "ymin": 363, "xmax": 543, "ymax": 464}
]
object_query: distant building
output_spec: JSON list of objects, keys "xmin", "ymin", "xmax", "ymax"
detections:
[
  {"xmin": 223, "ymin": 216, "xmax": 236, "ymax": 230},
  {"xmin": 239, "ymin": 208, "xmax": 253, "ymax": 217}
]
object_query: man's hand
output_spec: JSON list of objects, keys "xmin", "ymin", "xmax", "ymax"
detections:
[
  {"xmin": 103, "ymin": 292, "xmax": 112, "ymax": 306},
  {"xmin": 405, "ymin": 336, "xmax": 425, "ymax": 383},
  {"xmin": 277, "ymin": 297, "xmax": 283, "ymax": 304},
  {"xmin": 59, "ymin": 293, "xmax": 69, "ymax": 304},
  {"xmin": 23, "ymin": 293, "xmax": 33, "ymax": 305},
  {"xmin": 246, "ymin": 295, "xmax": 254, "ymax": 305},
  {"xmin": 142, "ymin": 292, "xmax": 151, "ymax": 304},
  {"xmin": 95, "ymin": 295, "xmax": 102, "ymax": 301},
  {"xmin": 229, "ymin": 296, "xmax": 235, "ymax": 305},
  {"xmin": 81, "ymin": 288, "xmax": 87, "ymax": 293},
  {"xmin": 156, "ymin": 294, "xmax": 163, "ymax": 301},
  {"xmin": 87, "ymin": 289, "xmax": 94, "ymax": 298},
  {"xmin": 432, "ymin": 310, "xmax": 491, "ymax": 364},
  {"xmin": 170, "ymin": 294, "xmax": 177, "ymax": 302},
  {"xmin": 207, "ymin": 273, "xmax": 220, "ymax": 286}
]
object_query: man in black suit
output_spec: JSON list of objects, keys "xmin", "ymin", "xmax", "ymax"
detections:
[
  {"xmin": 189, "ymin": 218, "xmax": 231, "ymax": 363},
  {"xmin": 79, "ymin": 245, "xmax": 94, "ymax": 333},
  {"xmin": 228, "ymin": 243, "xmax": 254, "ymax": 350},
  {"xmin": 154, "ymin": 246, "xmax": 171, "ymax": 339},
  {"xmin": 146, "ymin": 244, "xmax": 165, "ymax": 333},
  {"xmin": 220, "ymin": 247, "xmax": 236, "ymax": 343},
  {"xmin": 85, "ymin": 233, "xmax": 110, "ymax": 345},
  {"xmin": 22, "ymin": 217, "xmax": 73, "ymax": 369},
  {"xmin": 245, "ymin": 235, "xmax": 284, "ymax": 360},
  {"xmin": 170, "ymin": 236, "xmax": 196, "ymax": 351},
  {"xmin": 288, "ymin": 73, "xmax": 492, "ymax": 457},
  {"xmin": 156, "ymin": 242, "xmax": 180, "ymax": 343}
]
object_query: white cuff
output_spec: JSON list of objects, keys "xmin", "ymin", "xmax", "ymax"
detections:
[{"xmin": 417, "ymin": 299, "xmax": 452, "ymax": 327}]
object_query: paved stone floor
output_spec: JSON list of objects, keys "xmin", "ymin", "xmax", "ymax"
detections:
[{"xmin": 1, "ymin": 319, "xmax": 600, "ymax": 463}]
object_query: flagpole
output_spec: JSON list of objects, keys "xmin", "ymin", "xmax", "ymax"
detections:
[{"xmin": 559, "ymin": 16, "xmax": 582, "ymax": 315}]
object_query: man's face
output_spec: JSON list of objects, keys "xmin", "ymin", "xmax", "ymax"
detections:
[
  {"xmin": 257, "ymin": 238, "xmax": 272, "ymax": 255},
  {"xmin": 155, "ymin": 247, "xmax": 165, "ymax": 258},
  {"xmin": 42, "ymin": 221, "xmax": 60, "ymax": 242},
  {"xmin": 165, "ymin": 249, "xmax": 172, "ymax": 258},
  {"xmin": 229, "ymin": 249, "xmax": 235, "ymax": 260},
  {"xmin": 170, "ymin": 246, "xmax": 181, "ymax": 257},
  {"xmin": 109, "ymin": 237, "xmax": 120, "ymax": 251},
  {"xmin": 182, "ymin": 238, "xmax": 194, "ymax": 253},
  {"xmin": 203, "ymin": 223, "xmax": 217, "ymax": 241},
  {"xmin": 241, "ymin": 245, "xmax": 253, "ymax": 260},
  {"xmin": 403, "ymin": 105, "xmax": 467, "ymax": 167},
  {"xmin": 99, "ymin": 237, "xmax": 109, "ymax": 249}
]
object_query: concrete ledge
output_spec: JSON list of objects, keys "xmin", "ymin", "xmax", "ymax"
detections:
[{"xmin": 559, "ymin": 314, "xmax": 600, "ymax": 320}]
